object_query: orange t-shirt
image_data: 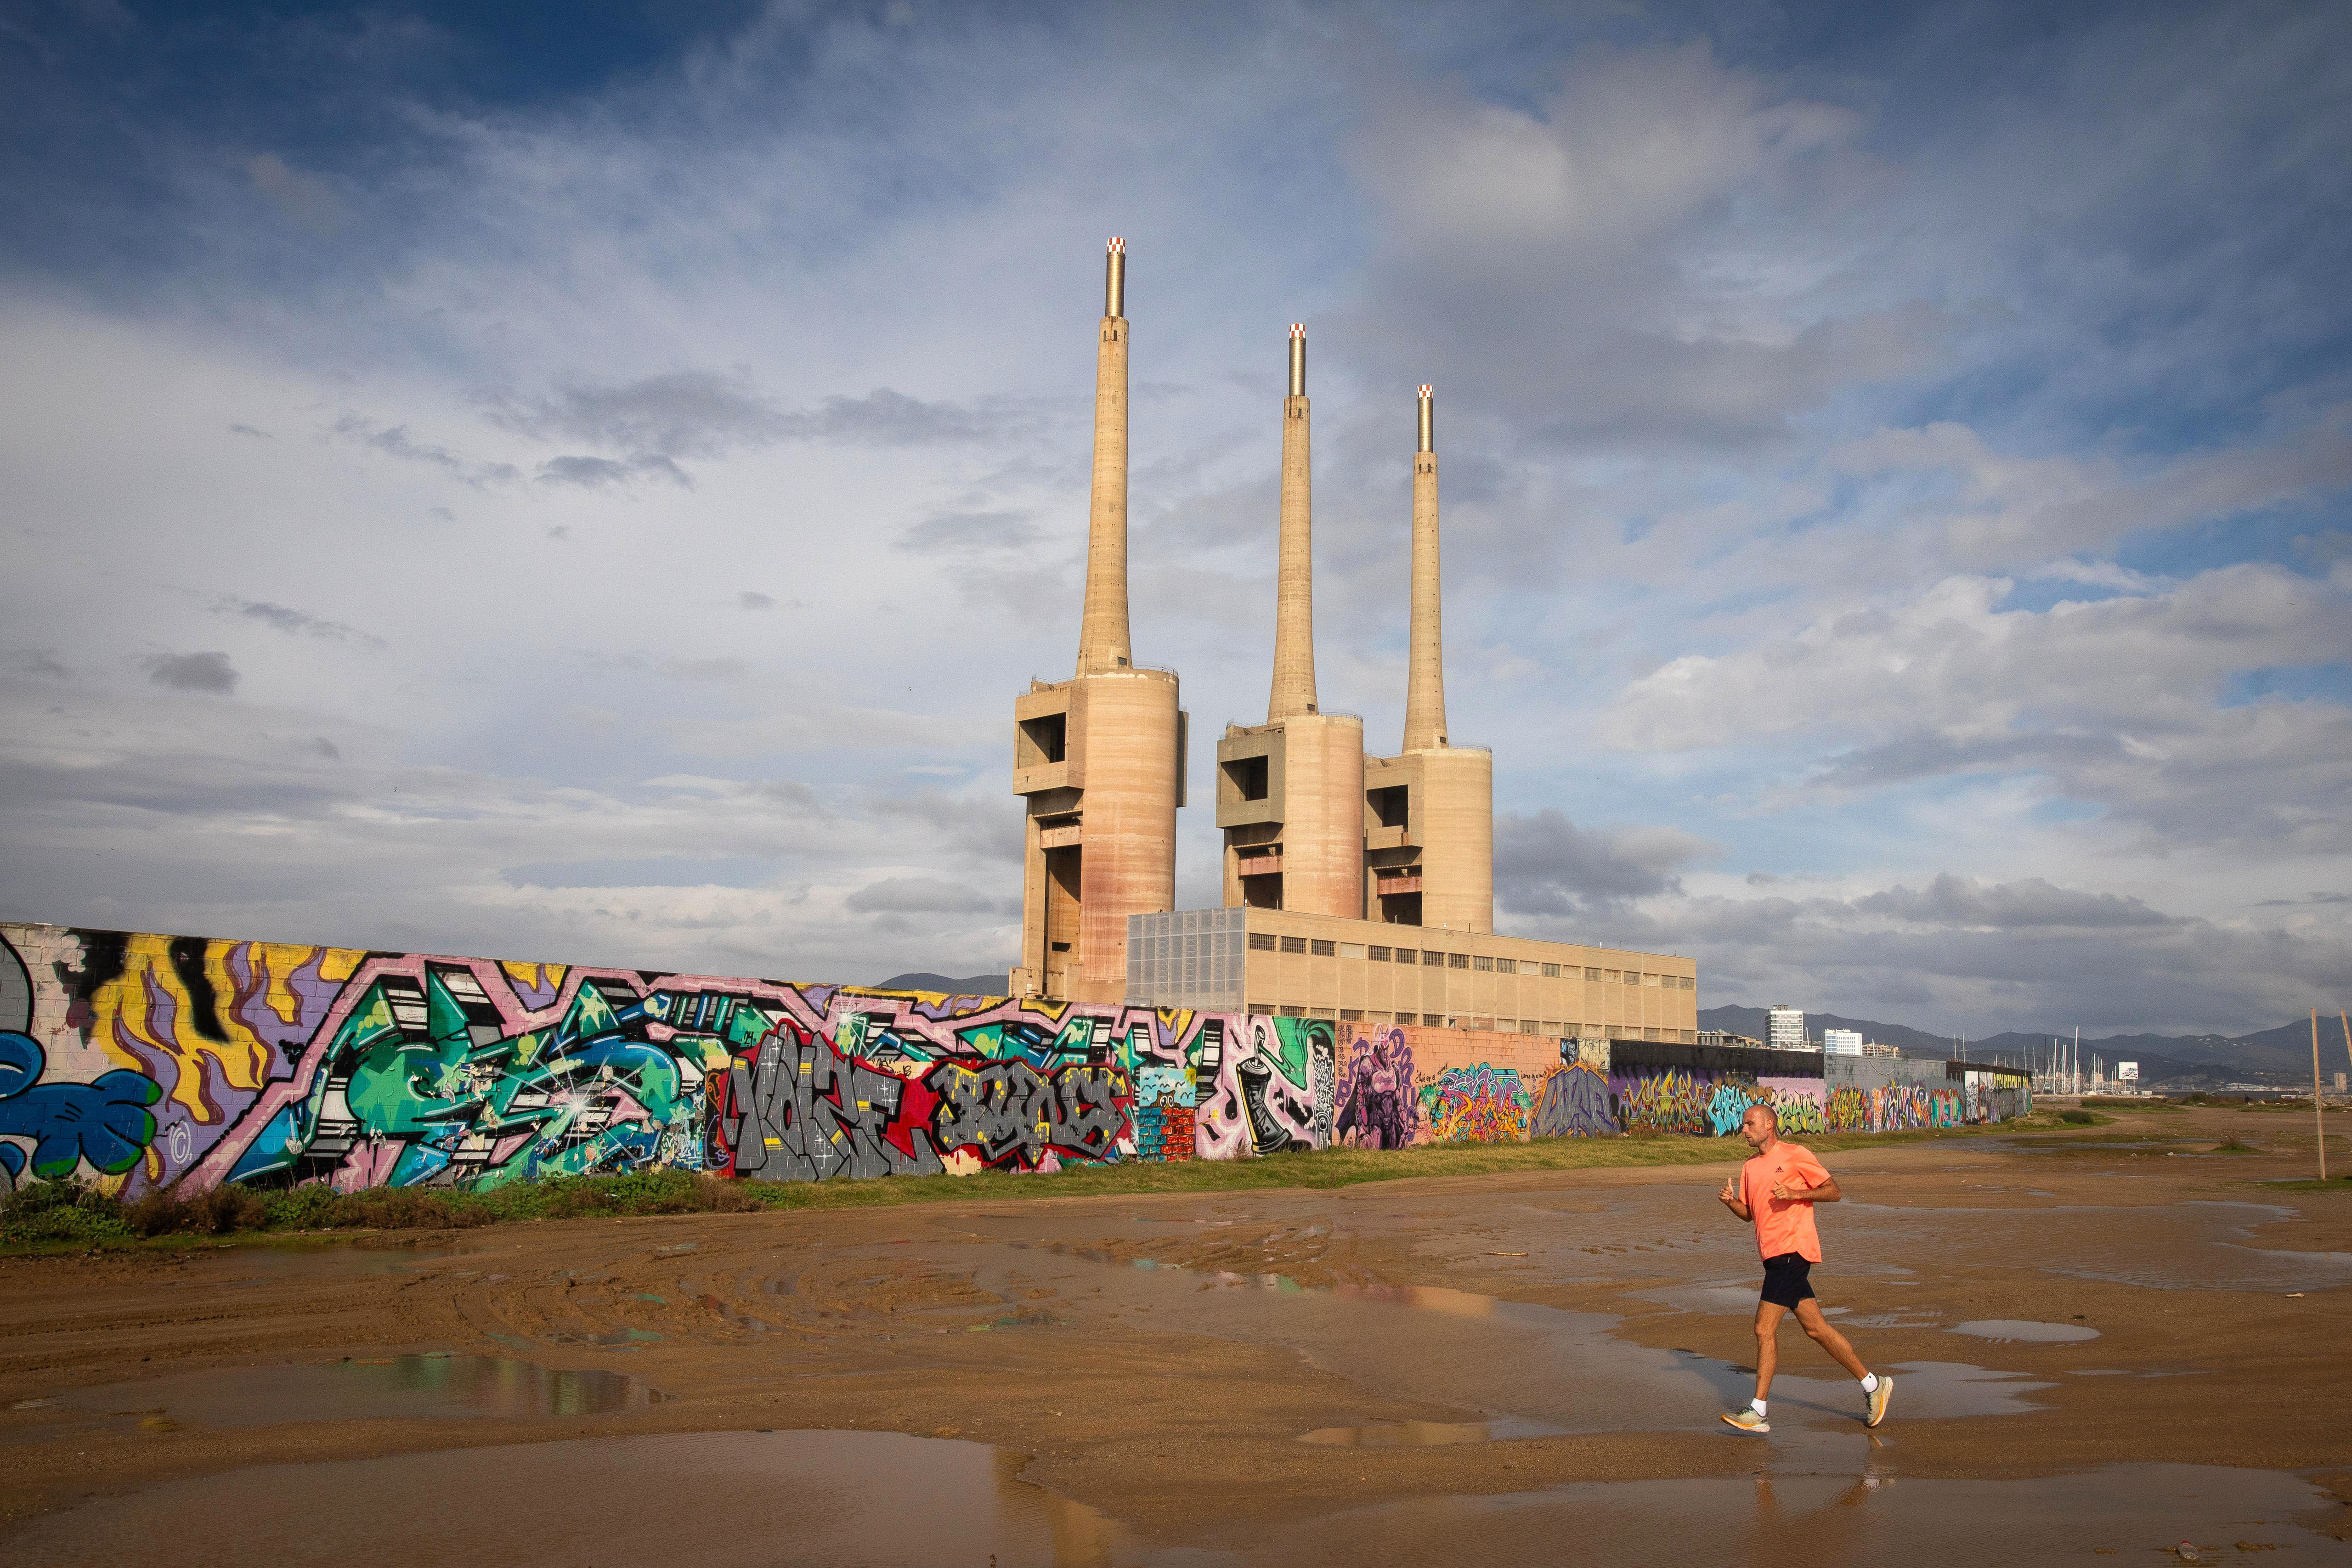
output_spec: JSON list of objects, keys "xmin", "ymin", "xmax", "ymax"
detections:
[{"xmin": 1741, "ymin": 1140, "xmax": 1831, "ymax": 1262}]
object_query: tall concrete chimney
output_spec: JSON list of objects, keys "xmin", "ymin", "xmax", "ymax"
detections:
[
  {"xmin": 1267, "ymin": 323, "xmax": 1317, "ymax": 722},
  {"xmin": 1401, "ymin": 383, "xmax": 1447, "ymax": 751},
  {"xmin": 1012, "ymin": 238, "xmax": 1185, "ymax": 1004},
  {"xmin": 1218, "ymin": 322, "xmax": 1363, "ymax": 921},
  {"xmin": 1365, "ymin": 382, "xmax": 1490, "ymax": 933},
  {"xmin": 1075, "ymin": 237, "xmax": 1131, "ymax": 677}
]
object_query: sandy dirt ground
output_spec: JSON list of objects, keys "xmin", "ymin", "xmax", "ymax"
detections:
[{"xmin": 2, "ymin": 1109, "xmax": 2349, "ymax": 1564}]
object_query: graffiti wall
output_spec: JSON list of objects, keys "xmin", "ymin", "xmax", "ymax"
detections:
[
  {"xmin": 1821, "ymin": 1057, "xmax": 2021, "ymax": 1133},
  {"xmin": 1325, "ymin": 1031, "xmax": 1834, "ymax": 1146},
  {"xmin": 0, "ymin": 920, "xmax": 2025, "ymax": 1197},
  {"xmin": 1598, "ymin": 1041, "xmax": 1827, "ymax": 1139},
  {"xmin": 0, "ymin": 922, "xmax": 1338, "ymax": 1198}
]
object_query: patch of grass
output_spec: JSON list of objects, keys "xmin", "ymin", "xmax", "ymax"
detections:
[
  {"xmin": 2210, "ymin": 1136, "xmax": 2264, "ymax": 1155},
  {"xmin": 2058, "ymin": 1109, "xmax": 2099, "ymax": 1125},
  {"xmin": 1, "ymin": 1122, "xmax": 2018, "ymax": 1251},
  {"xmin": 1, "ymin": 1169, "xmax": 767, "ymax": 1250}
]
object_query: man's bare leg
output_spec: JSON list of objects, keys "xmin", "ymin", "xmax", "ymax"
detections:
[
  {"xmin": 1793, "ymin": 1298, "xmax": 1870, "ymax": 1380},
  {"xmin": 1752, "ymin": 1301, "xmax": 1787, "ymax": 1403}
]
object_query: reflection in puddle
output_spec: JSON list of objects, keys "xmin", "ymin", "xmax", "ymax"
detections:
[
  {"xmin": 1948, "ymin": 1319, "xmax": 2100, "ymax": 1343},
  {"xmin": 1300, "ymin": 1416, "xmax": 1562, "ymax": 1447},
  {"xmin": 1246, "ymin": 1463, "xmax": 2352, "ymax": 1567},
  {"xmin": 53, "ymin": 1354, "xmax": 659, "ymax": 1427},
  {"xmin": 3, "ymin": 1429, "xmax": 1127, "ymax": 1568},
  {"xmin": 17, "ymin": 1433, "xmax": 2344, "ymax": 1568},
  {"xmin": 1071, "ymin": 1247, "xmax": 2056, "ymax": 1435}
]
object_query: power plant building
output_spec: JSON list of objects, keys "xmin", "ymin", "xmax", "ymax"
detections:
[
  {"xmin": 1127, "ymin": 905, "xmax": 1697, "ymax": 1039},
  {"xmin": 1018, "ymin": 241, "xmax": 1696, "ymax": 1038}
]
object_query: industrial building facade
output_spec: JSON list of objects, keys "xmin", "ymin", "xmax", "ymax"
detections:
[{"xmin": 1127, "ymin": 907, "xmax": 1698, "ymax": 1040}]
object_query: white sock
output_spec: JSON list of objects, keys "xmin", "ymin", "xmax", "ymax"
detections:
[
  {"xmin": 1750, "ymin": 1398, "xmax": 1767, "ymax": 1416},
  {"xmin": 1860, "ymin": 1373, "xmax": 1879, "ymax": 1393}
]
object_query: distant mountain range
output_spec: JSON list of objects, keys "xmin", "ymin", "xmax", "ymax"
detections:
[
  {"xmin": 1700, "ymin": 1005, "xmax": 2351, "ymax": 1087},
  {"xmin": 875, "ymin": 971, "xmax": 1008, "ymax": 995}
]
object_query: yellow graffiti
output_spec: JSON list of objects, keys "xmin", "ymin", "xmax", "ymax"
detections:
[
  {"xmin": 85, "ymin": 937, "xmax": 356, "ymax": 1189},
  {"xmin": 498, "ymin": 959, "xmax": 566, "ymax": 999}
]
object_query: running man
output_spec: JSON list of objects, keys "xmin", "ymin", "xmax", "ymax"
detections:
[{"xmin": 1715, "ymin": 1102, "xmax": 1891, "ymax": 1433}]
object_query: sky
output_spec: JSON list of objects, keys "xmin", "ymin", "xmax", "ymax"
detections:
[{"xmin": 0, "ymin": 0, "xmax": 2346, "ymax": 1036}]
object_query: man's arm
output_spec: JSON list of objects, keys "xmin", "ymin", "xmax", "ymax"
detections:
[
  {"xmin": 1717, "ymin": 1173, "xmax": 1752, "ymax": 1221},
  {"xmin": 1770, "ymin": 1153, "xmax": 1841, "ymax": 1203}
]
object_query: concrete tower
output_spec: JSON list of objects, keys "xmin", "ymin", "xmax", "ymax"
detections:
[
  {"xmin": 1364, "ymin": 384, "xmax": 1493, "ymax": 932},
  {"xmin": 1217, "ymin": 325, "xmax": 1366, "ymax": 919},
  {"xmin": 1011, "ymin": 239, "xmax": 1186, "ymax": 1004}
]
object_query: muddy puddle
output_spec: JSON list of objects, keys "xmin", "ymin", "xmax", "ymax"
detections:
[
  {"xmin": 1248, "ymin": 1463, "xmax": 2352, "ymax": 1567},
  {"xmin": 1299, "ymin": 1416, "xmax": 1562, "ymax": 1446},
  {"xmin": 6, "ymin": 1431, "xmax": 2345, "ymax": 1568},
  {"xmin": 1948, "ymin": 1319, "xmax": 2100, "ymax": 1343},
  {"xmin": 0, "ymin": 1429, "xmax": 1125, "ymax": 1568},
  {"xmin": 27, "ymin": 1354, "xmax": 659, "ymax": 1435},
  {"xmin": 986, "ymin": 1243, "xmax": 2054, "ymax": 1452}
]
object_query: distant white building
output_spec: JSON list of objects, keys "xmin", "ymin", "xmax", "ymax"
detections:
[
  {"xmin": 1822, "ymin": 1028, "xmax": 1863, "ymax": 1056},
  {"xmin": 1768, "ymin": 1005, "xmax": 1809, "ymax": 1052}
]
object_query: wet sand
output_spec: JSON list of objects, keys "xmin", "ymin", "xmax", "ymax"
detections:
[{"xmin": 2, "ymin": 1108, "xmax": 2348, "ymax": 1563}]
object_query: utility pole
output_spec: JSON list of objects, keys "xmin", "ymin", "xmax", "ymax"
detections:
[{"xmin": 2315, "ymin": 1010, "xmax": 2329, "ymax": 1183}]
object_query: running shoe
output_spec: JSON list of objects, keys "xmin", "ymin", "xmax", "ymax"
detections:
[
  {"xmin": 1720, "ymin": 1407, "xmax": 1770, "ymax": 1434},
  {"xmin": 1865, "ymin": 1376, "xmax": 1893, "ymax": 1428}
]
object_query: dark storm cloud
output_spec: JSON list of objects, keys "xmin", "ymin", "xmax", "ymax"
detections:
[
  {"xmin": 485, "ymin": 371, "xmax": 787, "ymax": 458},
  {"xmin": 897, "ymin": 510, "xmax": 1038, "ymax": 554},
  {"xmin": 535, "ymin": 453, "xmax": 692, "ymax": 490},
  {"xmin": 1810, "ymin": 731, "xmax": 2130, "ymax": 790},
  {"xmin": 332, "ymin": 416, "xmax": 519, "ymax": 487},
  {"xmin": 1495, "ymin": 808, "xmax": 1723, "ymax": 917},
  {"xmin": 333, "ymin": 414, "xmax": 460, "ymax": 470},
  {"xmin": 844, "ymin": 875, "xmax": 1006, "ymax": 915},
  {"xmin": 244, "ymin": 152, "xmax": 344, "ymax": 235},
  {"xmin": 873, "ymin": 791, "xmax": 1022, "ymax": 863},
  {"xmin": 1850, "ymin": 874, "xmax": 2177, "ymax": 931},
  {"xmin": 487, "ymin": 375, "xmax": 1044, "ymax": 464},
  {"xmin": 1638, "ymin": 880, "xmax": 2352, "ymax": 1039},
  {"xmin": 142, "ymin": 651, "xmax": 237, "ymax": 694},
  {"xmin": 208, "ymin": 597, "xmax": 384, "ymax": 647},
  {"xmin": 790, "ymin": 389, "xmax": 1043, "ymax": 448}
]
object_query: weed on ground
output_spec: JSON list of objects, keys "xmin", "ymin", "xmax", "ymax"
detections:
[{"xmin": 1, "ymin": 1121, "xmax": 2040, "ymax": 1252}]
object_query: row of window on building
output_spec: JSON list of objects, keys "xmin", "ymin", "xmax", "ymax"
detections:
[
  {"xmin": 1243, "ymin": 1003, "xmax": 1697, "ymax": 1042},
  {"xmin": 1245, "ymin": 930, "xmax": 1693, "ymax": 987}
]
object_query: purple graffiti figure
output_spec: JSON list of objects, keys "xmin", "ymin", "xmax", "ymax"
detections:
[{"xmin": 1336, "ymin": 1028, "xmax": 1413, "ymax": 1150}]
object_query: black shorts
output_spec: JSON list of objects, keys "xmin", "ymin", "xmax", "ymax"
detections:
[{"xmin": 1759, "ymin": 1252, "xmax": 1815, "ymax": 1309}]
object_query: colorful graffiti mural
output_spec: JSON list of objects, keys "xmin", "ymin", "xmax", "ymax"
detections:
[
  {"xmin": 1531, "ymin": 1061, "xmax": 1615, "ymax": 1139},
  {"xmin": 1822, "ymin": 1077, "xmax": 1973, "ymax": 1134},
  {"xmin": 1334, "ymin": 1027, "xmax": 1417, "ymax": 1149},
  {"xmin": 1422, "ymin": 1063, "xmax": 1532, "ymax": 1145},
  {"xmin": 0, "ymin": 924, "xmax": 1364, "ymax": 1196},
  {"xmin": 4, "ymin": 920, "xmax": 2023, "ymax": 1197},
  {"xmin": 1609, "ymin": 1063, "xmax": 1826, "ymax": 1139}
]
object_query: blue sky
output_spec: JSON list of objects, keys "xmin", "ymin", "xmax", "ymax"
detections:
[{"xmin": 1, "ymin": 0, "xmax": 2346, "ymax": 1034}]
